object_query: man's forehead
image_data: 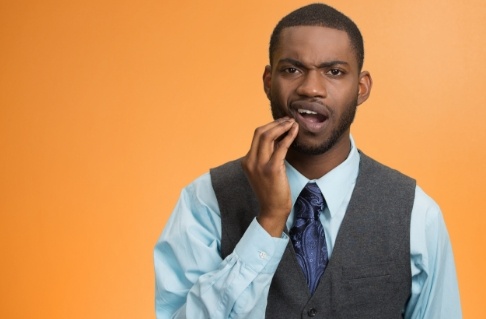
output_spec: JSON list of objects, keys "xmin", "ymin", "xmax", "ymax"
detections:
[{"xmin": 274, "ymin": 26, "xmax": 355, "ymax": 63}]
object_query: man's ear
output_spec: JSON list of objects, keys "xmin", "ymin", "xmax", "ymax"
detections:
[
  {"xmin": 357, "ymin": 71, "xmax": 372, "ymax": 106},
  {"xmin": 262, "ymin": 65, "xmax": 272, "ymax": 99}
]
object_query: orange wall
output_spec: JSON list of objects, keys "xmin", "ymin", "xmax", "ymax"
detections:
[{"xmin": 1, "ymin": 1, "xmax": 484, "ymax": 318}]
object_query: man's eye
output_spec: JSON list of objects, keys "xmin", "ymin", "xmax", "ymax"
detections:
[
  {"xmin": 285, "ymin": 67, "xmax": 298, "ymax": 74},
  {"xmin": 328, "ymin": 69, "xmax": 343, "ymax": 76}
]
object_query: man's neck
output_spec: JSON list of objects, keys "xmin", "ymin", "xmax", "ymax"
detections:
[{"xmin": 286, "ymin": 136, "xmax": 351, "ymax": 180}]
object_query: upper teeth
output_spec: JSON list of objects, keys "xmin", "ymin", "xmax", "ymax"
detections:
[{"xmin": 298, "ymin": 109, "xmax": 317, "ymax": 115}]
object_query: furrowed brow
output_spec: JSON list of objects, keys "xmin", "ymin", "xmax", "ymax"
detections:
[
  {"xmin": 277, "ymin": 58, "xmax": 307, "ymax": 69},
  {"xmin": 276, "ymin": 58, "xmax": 349, "ymax": 69},
  {"xmin": 317, "ymin": 60, "xmax": 349, "ymax": 68}
]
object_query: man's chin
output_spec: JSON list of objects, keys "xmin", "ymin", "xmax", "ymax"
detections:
[{"xmin": 290, "ymin": 139, "xmax": 332, "ymax": 156}]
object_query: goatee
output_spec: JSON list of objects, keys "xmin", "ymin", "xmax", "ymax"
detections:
[{"xmin": 270, "ymin": 98, "xmax": 358, "ymax": 156}]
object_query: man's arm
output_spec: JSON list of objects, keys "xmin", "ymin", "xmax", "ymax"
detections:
[
  {"xmin": 154, "ymin": 118, "xmax": 299, "ymax": 319},
  {"xmin": 154, "ymin": 182, "xmax": 288, "ymax": 318},
  {"xmin": 404, "ymin": 186, "xmax": 462, "ymax": 319}
]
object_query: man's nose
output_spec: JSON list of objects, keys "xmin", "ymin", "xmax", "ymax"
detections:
[{"xmin": 295, "ymin": 70, "xmax": 326, "ymax": 98}]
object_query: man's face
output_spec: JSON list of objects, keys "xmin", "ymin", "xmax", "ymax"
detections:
[{"xmin": 263, "ymin": 26, "xmax": 370, "ymax": 155}]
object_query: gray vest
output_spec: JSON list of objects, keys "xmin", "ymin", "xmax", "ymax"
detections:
[{"xmin": 210, "ymin": 152, "xmax": 415, "ymax": 319}]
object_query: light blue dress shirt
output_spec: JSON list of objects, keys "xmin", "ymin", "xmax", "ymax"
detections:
[{"xmin": 154, "ymin": 137, "xmax": 462, "ymax": 319}]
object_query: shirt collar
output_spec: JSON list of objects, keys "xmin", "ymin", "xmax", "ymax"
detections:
[{"xmin": 285, "ymin": 135, "xmax": 360, "ymax": 218}]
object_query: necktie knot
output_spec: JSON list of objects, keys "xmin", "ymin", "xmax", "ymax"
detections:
[{"xmin": 294, "ymin": 183, "xmax": 324, "ymax": 220}]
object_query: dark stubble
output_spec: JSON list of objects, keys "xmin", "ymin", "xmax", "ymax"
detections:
[{"xmin": 270, "ymin": 98, "xmax": 358, "ymax": 155}]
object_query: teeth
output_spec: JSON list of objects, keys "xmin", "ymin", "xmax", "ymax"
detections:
[{"xmin": 298, "ymin": 109, "xmax": 317, "ymax": 115}]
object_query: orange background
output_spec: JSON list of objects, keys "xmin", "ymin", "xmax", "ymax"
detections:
[{"xmin": 1, "ymin": 0, "xmax": 485, "ymax": 318}]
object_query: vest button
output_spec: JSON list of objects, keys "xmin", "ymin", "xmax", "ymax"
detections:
[{"xmin": 307, "ymin": 308, "xmax": 317, "ymax": 317}]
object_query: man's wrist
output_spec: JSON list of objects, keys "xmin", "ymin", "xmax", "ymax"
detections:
[{"xmin": 256, "ymin": 214, "xmax": 288, "ymax": 237}]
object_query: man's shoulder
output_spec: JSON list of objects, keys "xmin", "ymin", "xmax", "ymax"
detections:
[
  {"xmin": 209, "ymin": 157, "xmax": 253, "ymax": 198},
  {"xmin": 179, "ymin": 158, "xmax": 247, "ymax": 201},
  {"xmin": 182, "ymin": 158, "xmax": 244, "ymax": 192},
  {"xmin": 210, "ymin": 157, "xmax": 244, "ymax": 174},
  {"xmin": 359, "ymin": 151, "xmax": 443, "ymax": 215},
  {"xmin": 358, "ymin": 151, "xmax": 416, "ymax": 184},
  {"xmin": 209, "ymin": 157, "xmax": 247, "ymax": 187}
]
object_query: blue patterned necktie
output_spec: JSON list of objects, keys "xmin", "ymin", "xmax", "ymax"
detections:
[{"xmin": 289, "ymin": 182, "xmax": 329, "ymax": 295}]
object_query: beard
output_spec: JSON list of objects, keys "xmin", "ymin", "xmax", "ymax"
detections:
[{"xmin": 270, "ymin": 97, "xmax": 358, "ymax": 156}]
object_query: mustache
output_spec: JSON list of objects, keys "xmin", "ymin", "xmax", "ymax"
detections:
[{"xmin": 291, "ymin": 98, "xmax": 325, "ymax": 105}]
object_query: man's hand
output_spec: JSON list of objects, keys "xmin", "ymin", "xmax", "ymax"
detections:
[{"xmin": 241, "ymin": 117, "xmax": 299, "ymax": 237}]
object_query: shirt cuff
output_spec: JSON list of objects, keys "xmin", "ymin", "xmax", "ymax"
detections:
[{"xmin": 233, "ymin": 218, "xmax": 289, "ymax": 274}]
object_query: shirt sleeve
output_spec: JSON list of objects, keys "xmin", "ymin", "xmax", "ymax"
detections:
[
  {"xmin": 404, "ymin": 186, "xmax": 462, "ymax": 319},
  {"xmin": 154, "ymin": 173, "xmax": 289, "ymax": 319}
]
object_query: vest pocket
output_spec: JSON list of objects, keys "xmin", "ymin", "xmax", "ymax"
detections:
[
  {"xmin": 342, "ymin": 261, "xmax": 394, "ymax": 279},
  {"xmin": 332, "ymin": 261, "xmax": 402, "ymax": 317}
]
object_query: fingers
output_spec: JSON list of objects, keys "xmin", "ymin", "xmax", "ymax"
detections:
[
  {"xmin": 246, "ymin": 117, "xmax": 296, "ymax": 165},
  {"xmin": 247, "ymin": 118, "xmax": 288, "ymax": 160},
  {"xmin": 241, "ymin": 118, "xmax": 299, "ymax": 237},
  {"xmin": 270, "ymin": 122, "xmax": 298, "ymax": 164}
]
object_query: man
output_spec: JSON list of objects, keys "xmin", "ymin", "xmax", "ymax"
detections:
[{"xmin": 154, "ymin": 3, "xmax": 461, "ymax": 318}]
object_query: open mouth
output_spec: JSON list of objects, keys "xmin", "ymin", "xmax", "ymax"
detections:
[
  {"xmin": 296, "ymin": 108, "xmax": 327, "ymax": 123},
  {"xmin": 290, "ymin": 102, "xmax": 329, "ymax": 133}
]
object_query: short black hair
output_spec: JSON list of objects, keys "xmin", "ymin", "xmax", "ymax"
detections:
[{"xmin": 269, "ymin": 3, "xmax": 364, "ymax": 70}]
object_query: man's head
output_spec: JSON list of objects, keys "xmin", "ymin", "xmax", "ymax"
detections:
[
  {"xmin": 263, "ymin": 4, "xmax": 371, "ymax": 157},
  {"xmin": 269, "ymin": 3, "xmax": 364, "ymax": 71}
]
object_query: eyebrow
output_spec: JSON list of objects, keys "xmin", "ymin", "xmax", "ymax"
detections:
[{"xmin": 277, "ymin": 58, "xmax": 349, "ymax": 69}]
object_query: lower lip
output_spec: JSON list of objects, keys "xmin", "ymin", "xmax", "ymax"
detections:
[{"xmin": 294, "ymin": 112, "xmax": 328, "ymax": 133}]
